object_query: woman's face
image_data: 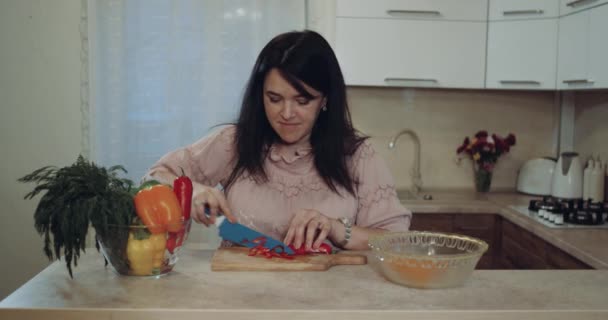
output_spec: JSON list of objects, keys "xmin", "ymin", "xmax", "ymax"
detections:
[{"xmin": 263, "ymin": 68, "xmax": 325, "ymax": 145}]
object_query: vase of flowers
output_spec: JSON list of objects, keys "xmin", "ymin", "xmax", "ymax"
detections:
[{"xmin": 457, "ymin": 130, "xmax": 516, "ymax": 192}]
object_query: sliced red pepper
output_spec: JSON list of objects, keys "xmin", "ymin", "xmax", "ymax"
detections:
[
  {"xmin": 288, "ymin": 243, "xmax": 332, "ymax": 255},
  {"xmin": 242, "ymin": 237, "xmax": 294, "ymax": 260}
]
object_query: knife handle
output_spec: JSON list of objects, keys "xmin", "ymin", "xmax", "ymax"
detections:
[{"xmin": 204, "ymin": 208, "xmax": 226, "ymax": 226}]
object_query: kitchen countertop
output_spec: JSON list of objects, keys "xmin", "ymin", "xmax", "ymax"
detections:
[
  {"xmin": 1, "ymin": 190, "xmax": 608, "ymax": 319},
  {"xmin": 401, "ymin": 190, "xmax": 608, "ymax": 269},
  {"xmin": 1, "ymin": 249, "xmax": 607, "ymax": 320}
]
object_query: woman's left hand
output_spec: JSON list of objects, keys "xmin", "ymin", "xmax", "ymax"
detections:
[{"xmin": 283, "ymin": 209, "xmax": 335, "ymax": 251}]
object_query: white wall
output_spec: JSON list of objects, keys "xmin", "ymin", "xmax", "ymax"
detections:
[{"xmin": 0, "ymin": 0, "xmax": 82, "ymax": 300}]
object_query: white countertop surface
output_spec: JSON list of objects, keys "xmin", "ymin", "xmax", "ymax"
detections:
[
  {"xmin": 1, "ymin": 249, "xmax": 607, "ymax": 319},
  {"xmin": 2, "ymin": 190, "xmax": 608, "ymax": 319}
]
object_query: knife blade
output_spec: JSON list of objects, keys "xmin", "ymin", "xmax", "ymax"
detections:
[{"xmin": 206, "ymin": 209, "xmax": 294, "ymax": 255}]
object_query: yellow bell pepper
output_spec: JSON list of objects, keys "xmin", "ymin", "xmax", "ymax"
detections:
[{"xmin": 127, "ymin": 231, "xmax": 167, "ymax": 276}]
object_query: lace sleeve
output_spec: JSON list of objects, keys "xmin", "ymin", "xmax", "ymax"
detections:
[
  {"xmin": 353, "ymin": 142, "xmax": 412, "ymax": 231},
  {"xmin": 146, "ymin": 126, "xmax": 236, "ymax": 187}
]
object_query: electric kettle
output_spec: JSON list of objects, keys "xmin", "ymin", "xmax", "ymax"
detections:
[{"xmin": 551, "ymin": 152, "xmax": 583, "ymax": 199}]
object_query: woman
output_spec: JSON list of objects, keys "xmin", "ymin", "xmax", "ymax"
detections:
[{"xmin": 147, "ymin": 30, "xmax": 411, "ymax": 251}]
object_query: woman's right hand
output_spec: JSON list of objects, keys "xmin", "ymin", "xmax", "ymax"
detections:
[{"xmin": 190, "ymin": 182, "xmax": 236, "ymax": 226}]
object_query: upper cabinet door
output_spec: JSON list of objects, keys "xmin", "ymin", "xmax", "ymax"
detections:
[
  {"xmin": 335, "ymin": 18, "xmax": 486, "ymax": 88},
  {"xmin": 589, "ymin": 4, "xmax": 608, "ymax": 88},
  {"xmin": 489, "ymin": 0, "xmax": 560, "ymax": 20},
  {"xmin": 560, "ymin": 0, "xmax": 608, "ymax": 15},
  {"xmin": 337, "ymin": 0, "xmax": 487, "ymax": 21},
  {"xmin": 557, "ymin": 11, "xmax": 592, "ymax": 89},
  {"xmin": 486, "ymin": 19, "xmax": 558, "ymax": 89}
]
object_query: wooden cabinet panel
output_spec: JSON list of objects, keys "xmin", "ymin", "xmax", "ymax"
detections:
[
  {"xmin": 409, "ymin": 214, "xmax": 591, "ymax": 270},
  {"xmin": 476, "ymin": 255, "xmax": 494, "ymax": 269},
  {"xmin": 502, "ymin": 219, "xmax": 546, "ymax": 258},
  {"xmin": 410, "ymin": 214, "xmax": 453, "ymax": 232},
  {"xmin": 546, "ymin": 243, "xmax": 592, "ymax": 269},
  {"xmin": 501, "ymin": 236, "xmax": 548, "ymax": 269},
  {"xmin": 499, "ymin": 218, "xmax": 591, "ymax": 269},
  {"xmin": 453, "ymin": 214, "xmax": 498, "ymax": 269},
  {"xmin": 453, "ymin": 214, "xmax": 496, "ymax": 228}
]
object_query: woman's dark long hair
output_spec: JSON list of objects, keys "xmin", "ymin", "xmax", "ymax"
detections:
[{"xmin": 224, "ymin": 30, "xmax": 367, "ymax": 196}]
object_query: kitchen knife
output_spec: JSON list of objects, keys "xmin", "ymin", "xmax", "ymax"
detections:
[{"xmin": 205, "ymin": 209, "xmax": 294, "ymax": 255}]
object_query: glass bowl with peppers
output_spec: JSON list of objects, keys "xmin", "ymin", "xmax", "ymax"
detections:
[
  {"xmin": 97, "ymin": 219, "xmax": 192, "ymax": 277},
  {"xmin": 97, "ymin": 174, "xmax": 194, "ymax": 277}
]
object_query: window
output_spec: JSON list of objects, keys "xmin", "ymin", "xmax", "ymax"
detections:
[{"xmin": 89, "ymin": 0, "xmax": 305, "ymax": 181}]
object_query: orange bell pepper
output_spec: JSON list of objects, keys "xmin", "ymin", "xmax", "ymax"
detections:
[{"xmin": 134, "ymin": 183, "xmax": 183, "ymax": 234}]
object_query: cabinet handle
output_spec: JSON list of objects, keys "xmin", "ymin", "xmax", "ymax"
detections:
[
  {"xmin": 567, "ymin": 0, "xmax": 598, "ymax": 7},
  {"xmin": 385, "ymin": 77, "xmax": 438, "ymax": 83},
  {"xmin": 386, "ymin": 10, "xmax": 441, "ymax": 16},
  {"xmin": 503, "ymin": 9, "xmax": 544, "ymax": 16},
  {"xmin": 500, "ymin": 80, "xmax": 541, "ymax": 85},
  {"xmin": 562, "ymin": 79, "xmax": 594, "ymax": 84}
]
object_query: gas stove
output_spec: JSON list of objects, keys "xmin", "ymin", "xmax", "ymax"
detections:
[{"xmin": 509, "ymin": 196, "xmax": 608, "ymax": 229}]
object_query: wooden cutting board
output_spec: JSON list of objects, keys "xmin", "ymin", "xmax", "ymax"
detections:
[{"xmin": 210, "ymin": 247, "xmax": 367, "ymax": 271}]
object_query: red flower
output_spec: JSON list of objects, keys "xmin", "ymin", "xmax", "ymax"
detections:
[
  {"xmin": 505, "ymin": 133, "xmax": 516, "ymax": 146},
  {"xmin": 457, "ymin": 130, "xmax": 517, "ymax": 169},
  {"xmin": 475, "ymin": 131, "xmax": 488, "ymax": 139},
  {"xmin": 457, "ymin": 137, "xmax": 470, "ymax": 154}
]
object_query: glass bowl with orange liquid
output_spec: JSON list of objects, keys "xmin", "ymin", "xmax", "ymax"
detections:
[{"xmin": 368, "ymin": 231, "xmax": 488, "ymax": 289}]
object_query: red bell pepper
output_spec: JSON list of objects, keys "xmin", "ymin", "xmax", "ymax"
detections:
[
  {"xmin": 167, "ymin": 170, "xmax": 193, "ymax": 254},
  {"xmin": 173, "ymin": 168, "xmax": 193, "ymax": 220}
]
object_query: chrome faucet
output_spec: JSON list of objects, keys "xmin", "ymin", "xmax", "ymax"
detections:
[{"xmin": 388, "ymin": 129, "xmax": 422, "ymax": 195}]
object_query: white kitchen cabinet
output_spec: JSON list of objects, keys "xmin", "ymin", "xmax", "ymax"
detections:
[
  {"xmin": 489, "ymin": 0, "xmax": 560, "ymax": 20},
  {"xmin": 336, "ymin": 0, "xmax": 487, "ymax": 21},
  {"xmin": 589, "ymin": 4, "xmax": 608, "ymax": 88},
  {"xmin": 335, "ymin": 18, "xmax": 486, "ymax": 88},
  {"xmin": 560, "ymin": 0, "xmax": 608, "ymax": 15},
  {"xmin": 486, "ymin": 19, "xmax": 558, "ymax": 89},
  {"xmin": 556, "ymin": 3, "xmax": 608, "ymax": 89},
  {"xmin": 557, "ymin": 10, "xmax": 593, "ymax": 89}
]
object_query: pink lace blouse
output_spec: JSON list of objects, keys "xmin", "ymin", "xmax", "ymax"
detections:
[{"xmin": 147, "ymin": 126, "xmax": 411, "ymax": 242}]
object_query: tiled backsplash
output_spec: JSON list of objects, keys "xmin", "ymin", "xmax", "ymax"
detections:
[
  {"xmin": 575, "ymin": 91, "xmax": 608, "ymax": 165},
  {"xmin": 347, "ymin": 87, "xmax": 559, "ymax": 191}
]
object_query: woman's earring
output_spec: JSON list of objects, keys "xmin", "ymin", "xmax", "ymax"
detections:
[{"xmin": 322, "ymin": 105, "xmax": 327, "ymax": 111}]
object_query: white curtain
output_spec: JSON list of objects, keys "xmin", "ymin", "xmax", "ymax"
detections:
[{"xmin": 90, "ymin": 0, "xmax": 305, "ymax": 181}]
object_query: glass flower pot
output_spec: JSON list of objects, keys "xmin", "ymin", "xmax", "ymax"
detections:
[{"xmin": 474, "ymin": 167, "xmax": 493, "ymax": 193}]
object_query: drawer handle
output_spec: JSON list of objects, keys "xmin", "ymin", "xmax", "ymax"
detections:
[
  {"xmin": 385, "ymin": 77, "xmax": 438, "ymax": 83},
  {"xmin": 500, "ymin": 80, "xmax": 541, "ymax": 85},
  {"xmin": 567, "ymin": 0, "xmax": 599, "ymax": 7},
  {"xmin": 562, "ymin": 79, "xmax": 594, "ymax": 84},
  {"xmin": 503, "ymin": 9, "xmax": 544, "ymax": 16},
  {"xmin": 386, "ymin": 10, "xmax": 441, "ymax": 16}
]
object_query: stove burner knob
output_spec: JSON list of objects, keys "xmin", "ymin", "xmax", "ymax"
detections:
[{"xmin": 554, "ymin": 213, "xmax": 564, "ymax": 225}]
